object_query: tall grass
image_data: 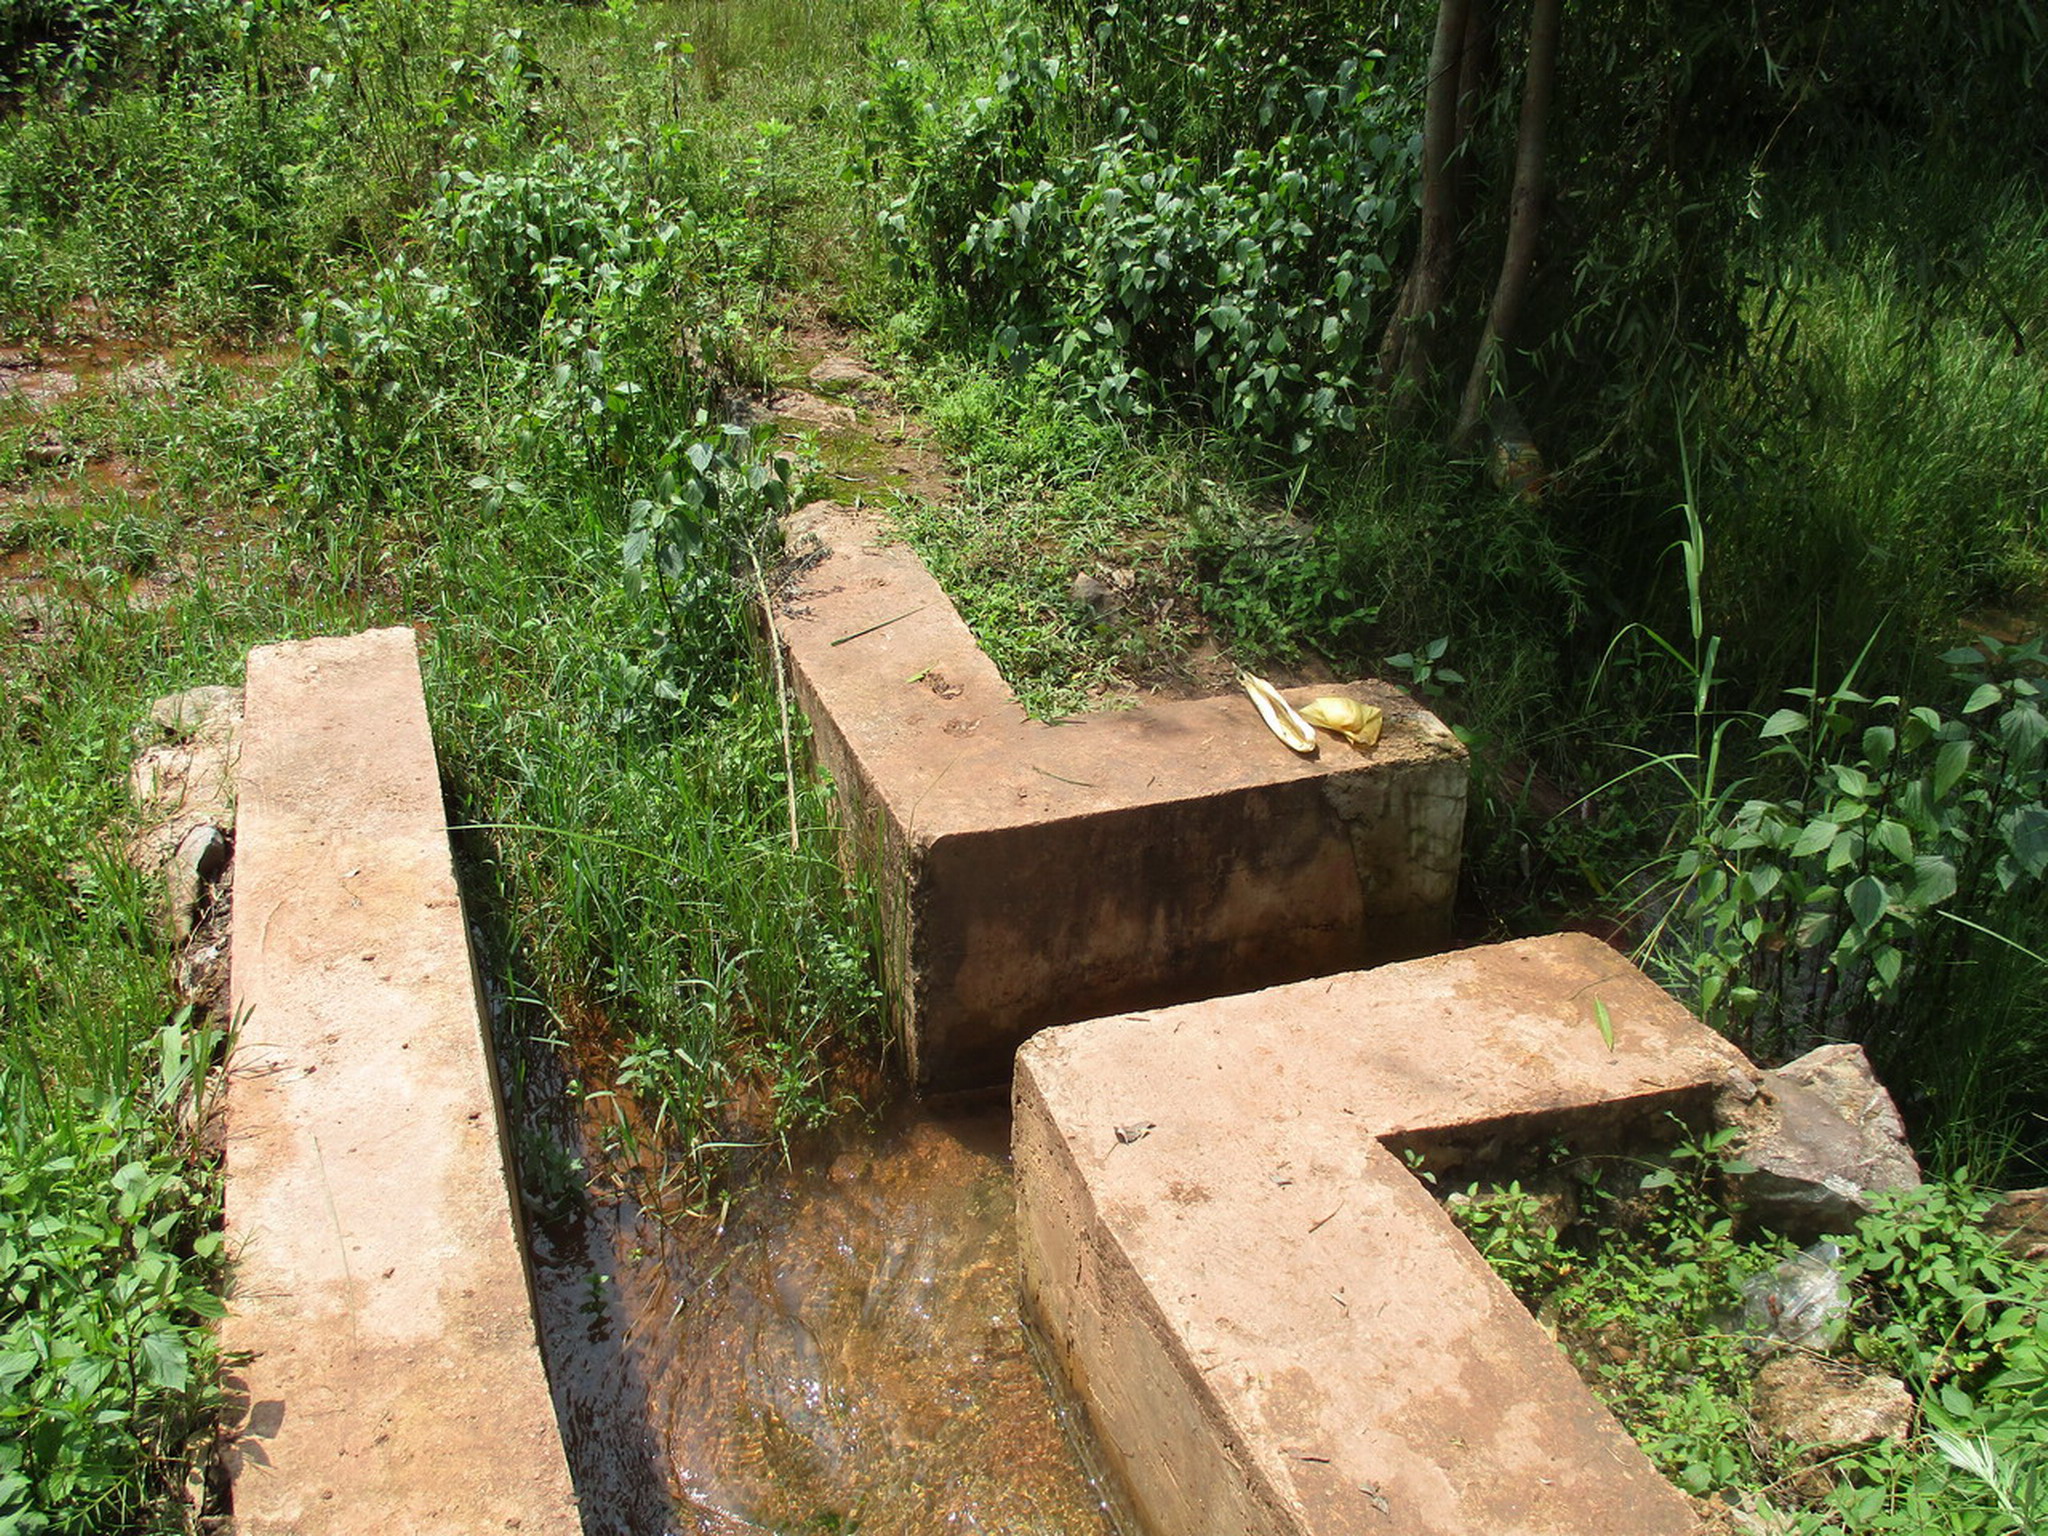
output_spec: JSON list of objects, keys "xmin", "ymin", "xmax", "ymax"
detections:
[
  {"xmin": 0, "ymin": 0, "xmax": 900, "ymax": 1524},
  {"xmin": 0, "ymin": 596, "xmax": 257, "ymax": 1533},
  {"xmin": 1697, "ymin": 174, "xmax": 2048, "ymax": 693}
]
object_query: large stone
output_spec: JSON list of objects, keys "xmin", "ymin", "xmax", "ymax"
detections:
[
  {"xmin": 1751, "ymin": 1355, "xmax": 1914, "ymax": 1453},
  {"xmin": 129, "ymin": 683, "xmax": 243, "ymax": 893},
  {"xmin": 772, "ymin": 502, "xmax": 1467, "ymax": 1088},
  {"xmin": 166, "ymin": 821, "xmax": 227, "ymax": 944},
  {"xmin": 1982, "ymin": 1188, "xmax": 2048, "ymax": 1262},
  {"xmin": 224, "ymin": 628, "xmax": 578, "ymax": 1536},
  {"xmin": 151, "ymin": 683, "xmax": 244, "ymax": 737},
  {"xmin": 1725, "ymin": 1043, "xmax": 1921, "ymax": 1240},
  {"xmin": 1015, "ymin": 933, "xmax": 1760, "ymax": 1536},
  {"xmin": 807, "ymin": 355, "xmax": 881, "ymax": 394}
]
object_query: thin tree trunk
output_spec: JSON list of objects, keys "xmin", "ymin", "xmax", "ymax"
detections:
[
  {"xmin": 1454, "ymin": 0, "xmax": 1562, "ymax": 446},
  {"xmin": 1452, "ymin": 0, "xmax": 1495, "ymax": 169},
  {"xmin": 1376, "ymin": 0, "xmax": 1473, "ymax": 398}
]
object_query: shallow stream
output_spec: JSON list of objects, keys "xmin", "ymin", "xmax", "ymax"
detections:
[{"xmin": 526, "ymin": 1087, "xmax": 1118, "ymax": 1536}]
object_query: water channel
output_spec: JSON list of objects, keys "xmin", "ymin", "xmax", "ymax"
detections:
[{"xmin": 520, "ymin": 1055, "xmax": 1119, "ymax": 1536}]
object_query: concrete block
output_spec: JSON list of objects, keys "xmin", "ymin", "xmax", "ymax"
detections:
[
  {"xmin": 773, "ymin": 503, "xmax": 1468, "ymax": 1088},
  {"xmin": 224, "ymin": 628, "xmax": 578, "ymax": 1536},
  {"xmin": 1015, "ymin": 933, "xmax": 1761, "ymax": 1536}
]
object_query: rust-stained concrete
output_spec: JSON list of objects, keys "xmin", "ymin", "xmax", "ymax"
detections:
[
  {"xmin": 773, "ymin": 502, "xmax": 1468, "ymax": 1088},
  {"xmin": 1015, "ymin": 933, "xmax": 1761, "ymax": 1536},
  {"xmin": 224, "ymin": 627, "xmax": 579, "ymax": 1536}
]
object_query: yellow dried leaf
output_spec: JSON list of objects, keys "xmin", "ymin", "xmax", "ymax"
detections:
[
  {"xmin": 1300, "ymin": 696, "xmax": 1383, "ymax": 747},
  {"xmin": 1241, "ymin": 673, "xmax": 1317, "ymax": 755}
]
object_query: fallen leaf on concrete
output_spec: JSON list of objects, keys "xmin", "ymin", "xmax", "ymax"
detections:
[
  {"xmin": 1301, "ymin": 696, "xmax": 1383, "ymax": 747},
  {"xmin": 1115, "ymin": 1121, "xmax": 1155, "ymax": 1145},
  {"xmin": 1242, "ymin": 673, "xmax": 1317, "ymax": 755}
]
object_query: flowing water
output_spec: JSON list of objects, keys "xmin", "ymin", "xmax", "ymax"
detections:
[{"xmin": 525, "ymin": 1083, "xmax": 1118, "ymax": 1536}]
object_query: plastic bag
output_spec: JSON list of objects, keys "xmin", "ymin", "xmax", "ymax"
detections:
[{"xmin": 1740, "ymin": 1241, "xmax": 1850, "ymax": 1349}]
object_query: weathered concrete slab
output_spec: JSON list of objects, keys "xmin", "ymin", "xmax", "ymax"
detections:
[
  {"xmin": 1015, "ymin": 932, "xmax": 1761, "ymax": 1536},
  {"xmin": 774, "ymin": 503, "xmax": 1468, "ymax": 1088},
  {"xmin": 224, "ymin": 627, "xmax": 579, "ymax": 1536}
]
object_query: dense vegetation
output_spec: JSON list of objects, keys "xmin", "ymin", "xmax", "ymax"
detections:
[{"xmin": 0, "ymin": 0, "xmax": 2041, "ymax": 1530}]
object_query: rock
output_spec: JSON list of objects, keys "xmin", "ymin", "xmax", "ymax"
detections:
[
  {"xmin": 128, "ymin": 685, "xmax": 244, "ymax": 903},
  {"xmin": 130, "ymin": 738, "xmax": 239, "ymax": 836},
  {"xmin": 1982, "ymin": 1188, "xmax": 2048, "ymax": 1262},
  {"xmin": 1069, "ymin": 572, "xmax": 1119, "ymax": 617},
  {"xmin": 1725, "ymin": 1043, "xmax": 1921, "ymax": 1240},
  {"xmin": 806, "ymin": 356, "xmax": 879, "ymax": 394},
  {"xmin": 1752, "ymin": 1354, "xmax": 1914, "ymax": 1452},
  {"xmin": 167, "ymin": 823, "xmax": 228, "ymax": 943},
  {"xmin": 150, "ymin": 684, "xmax": 244, "ymax": 738},
  {"xmin": 772, "ymin": 388, "xmax": 857, "ymax": 429}
]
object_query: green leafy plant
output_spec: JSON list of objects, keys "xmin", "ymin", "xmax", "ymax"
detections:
[
  {"xmin": 1384, "ymin": 636, "xmax": 1463, "ymax": 700},
  {"xmin": 0, "ymin": 1025, "xmax": 223, "ymax": 1536},
  {"xmin": 873, "ymin": 18, "xmax": 1416, "ymax": 450}
]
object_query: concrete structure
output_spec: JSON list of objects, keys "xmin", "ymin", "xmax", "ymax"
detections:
[
  {"xmin": 224, "ymin": 628, "xmax": 579, "ymax": 1536},
  {"xmin": 1014, "ymin": 933, "xmax": 1761, "ymax": 1536},
  {"xmin": 772, "ymin": 503, "xmax": 1468, "ymax": 1088}
]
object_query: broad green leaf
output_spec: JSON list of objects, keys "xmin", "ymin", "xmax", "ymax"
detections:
[
  {"xmin": 1794, "ymin": 907, "xmax": 1834, "ymax": 947},
  {"xmin": 1829, "ymin": 763, "xmax": 1871, "ymax": 798},
  {"xmin": 1871, "ymin": 819, "xmax": 1913, "ymax": 864},
  {"xmin": 1759, "ymin": 708, "xmax": 1808, "ymax": 739},
  {"xmin": 1999, "ymin": 702, "xmax": 2046, "ymax": 764},
  {"xmin": 1846, "ymin": 874, "xmax": 1887, "ymax": 932},
  {"xmin": 1964, "ymin": 683, "xmax": 2003, "ymax": 715},
  {"xmin": 1790, "ymin": 820, "xmax": 1838, "ymax": 859},
  {"xmin": 0, "ymin": 1349, "xmax": 35, "ymax": 1394},
  {"xmin": 1933, "ymin": 738, "xmax": 1972, "ymax": 800},
  {"xmin": 1910, "ymin": 855, "xmax": 1957, "ymax": 908},
  {"xmin": 136, "ymin": 1329, "xmax": 189, "ymax": 1392},
  {"xmin": 2002, "ymin": 806, "xmax": 2048, "ymax": 879}
]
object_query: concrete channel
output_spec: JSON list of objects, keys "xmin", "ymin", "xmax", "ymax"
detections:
[{"xmin": 219, "ymin": 515, "xmax": 1745, "ymax": 1531}]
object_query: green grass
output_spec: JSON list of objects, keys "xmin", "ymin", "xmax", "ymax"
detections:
[
  {"xmin": 1451, "ymin": 1139, "xmax": 2048, "ymax": 1533},
  {"xmin": 0, "ymin": 0, "xmax": 902, "ymax": 1525},
  {"xmin": 3, "ymin": 0, "xmax": 2046, "ymax": 1528},
  {"xmin": 1696, "ymin": 172, "xmax": 2048, "ymax": 693}
]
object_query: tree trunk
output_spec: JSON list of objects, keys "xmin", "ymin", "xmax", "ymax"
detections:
[
  {"xmin": 1454, "ymin": 0, "xmax": 1562, "ymax": 446},
  {"xmin": 1376, "ymin": 0, "xmax": 1473, "ymax": 399}
]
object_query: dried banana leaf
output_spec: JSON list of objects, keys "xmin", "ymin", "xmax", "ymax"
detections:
[{"xmin": 1241, "ymin": 673, "xmax": 1317, "ymax": 755}]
